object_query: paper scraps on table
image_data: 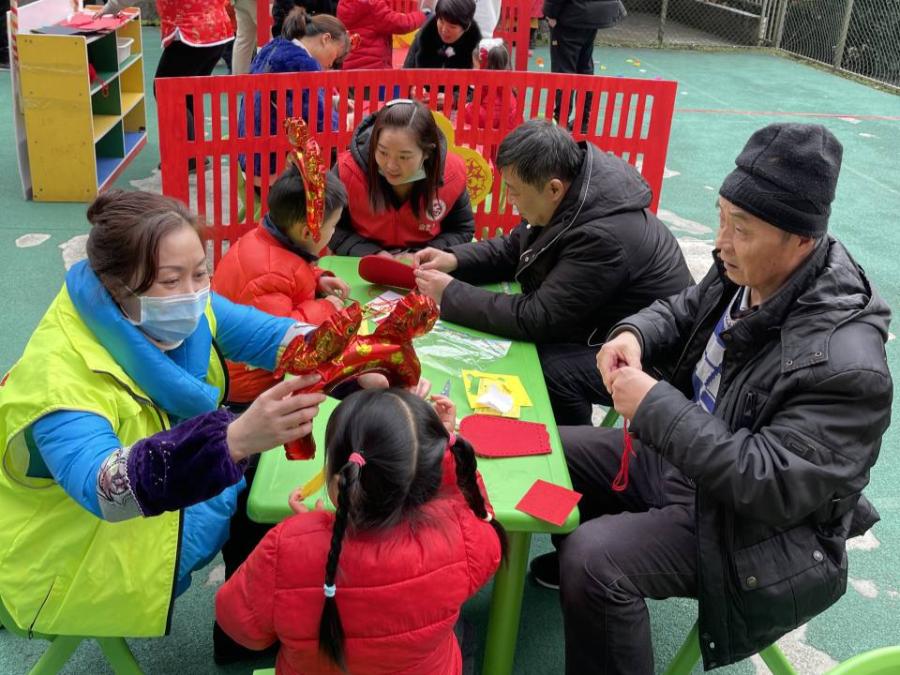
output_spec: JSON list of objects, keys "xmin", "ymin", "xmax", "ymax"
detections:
[
  {"xmin": 459, "ymin": 416, "xmax": 551, "ymax": 457},
  {"xmin": 365, "ymin": 290, "xmax": 404, "ymax": 322},
  {"xmin": 515, "ymin": 479, "xmax": 582, "ymax": 526},
  {"xmin": 461, "ymin": 370, "xmax": 532, "ymax": 417}
]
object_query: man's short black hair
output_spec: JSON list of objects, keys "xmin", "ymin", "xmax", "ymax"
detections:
[
  {"xmin": 267, "ymin": 165, "xmax": 348, "ymax": 234},
  {"xmin": 496, "ymin": 119, "xmax": 583, "ymax": 188}
]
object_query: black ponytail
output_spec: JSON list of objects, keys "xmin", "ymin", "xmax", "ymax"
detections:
[
  {"xmin": 318, "ymin": 461, "xmax": 361, "ymax": 671},
  {"xmin": 449, "ymin": 435, "xmax": 508, "ymax": 559}
]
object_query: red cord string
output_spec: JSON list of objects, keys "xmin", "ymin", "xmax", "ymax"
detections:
[{"xmin": 611, "ymin": 420, "xmax": 634, "ymax": 492}]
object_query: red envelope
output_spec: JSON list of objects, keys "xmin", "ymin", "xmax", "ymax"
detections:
[
  {"xmin": 515, "ymin": 480, "xmax": 582, "ymax": 526},
  {"xmin": 460, "ymin": 416, "xmax": 551, "ymax": 457},
  {"xmin": 358, "ymin": 255, "xmax": 416, "ymax": 290}
]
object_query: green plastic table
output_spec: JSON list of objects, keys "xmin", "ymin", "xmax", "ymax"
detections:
[{"xmin": 247, "ymin": 256, "xmax": 579, "ymax": 675}]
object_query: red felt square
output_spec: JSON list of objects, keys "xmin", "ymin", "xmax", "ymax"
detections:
[
  {"xmin": 515, "ymin": 480, "xmax": 582, "ymax": 526},
  {"xmin": 459, "ymin": 416, "xmax": 551, "ymax": 457},
  {"xmin": 358, "ymin": 255, "xmax": 416, "ymax": 290}
]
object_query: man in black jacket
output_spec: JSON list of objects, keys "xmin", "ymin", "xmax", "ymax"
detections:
[
  {"xmin": 414, "ymin": 120, "xmax": 691, "ymax": 425},
  {"xmin": 537, "ymin": 123, "xmax": 892, "ymax": 674}
]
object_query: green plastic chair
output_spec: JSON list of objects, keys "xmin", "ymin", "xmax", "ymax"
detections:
[
  {"xmin": 826, "ymin": 646, "xmax": 900, "ymax": 674},
  {"xmin": 664, "ymin": 621, "xmax": 797, "ymax": 675},
  {"xmin": 0, "ymin": 596, "xmax": 142, "ymax": 674}
]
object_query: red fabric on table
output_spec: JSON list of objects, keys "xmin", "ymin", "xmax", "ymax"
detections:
[
  {"xmin": 459, "ymin": 416, "xmax": 551, "ymax": 457},
  {"xmin": 515, "ymin": 479, "xmax": 582, "ymax": 526},
  {"xmin": 358, "ymin": 255, "xmax": 417, "ymax": 289}
]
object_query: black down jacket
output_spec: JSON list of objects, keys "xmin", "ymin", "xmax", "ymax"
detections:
[
  {"xmin": 440, "ymin": 142, "xmax": 692, "ymax": 345},
  {"xmin": 620, "ymin": 238, "xmax": 892, "ymax": 669}
]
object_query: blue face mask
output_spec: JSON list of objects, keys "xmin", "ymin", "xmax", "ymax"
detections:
[{"xmin": 128, "ymin": 287, "xmax": 210, "ymax": 348}]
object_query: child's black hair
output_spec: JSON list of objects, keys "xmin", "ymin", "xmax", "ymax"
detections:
[
  {"xmin": 317, "ymin": 388, "xmax": 507, "ymax": 670},
  {"xmin": 267, "ymin": 164, "xmax": 348, "ymax": 236},
  {"xmin": 479, "ymin": 41, "xmax": 512, "ymax": 71}
]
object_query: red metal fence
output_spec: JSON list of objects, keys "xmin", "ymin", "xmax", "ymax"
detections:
[{"xmin": 157, "ymin": 69, "xmax": 676, "ymax": 265}]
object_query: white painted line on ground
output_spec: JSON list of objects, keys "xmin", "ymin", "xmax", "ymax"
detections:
[
  {"xmin": 849, "ymin": 578, "xmax": 879, "ymax": 599},
  {"xmin": 15, "ymin": 233, "xmax": 50, "ymax": 248},
  {"xmin": 59, "ymin": 234, "xmax": 88, "ymax": 270},
  {"xmin": 752, "ymin": 624, "xmax": 838, "ymax": 675}
]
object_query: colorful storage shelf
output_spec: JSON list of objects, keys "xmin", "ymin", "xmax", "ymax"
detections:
[{"xmin": 17, "ymin": 8, "xmax": 147, "ymax": 202}]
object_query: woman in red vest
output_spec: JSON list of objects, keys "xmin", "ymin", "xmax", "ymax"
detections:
[{"xmin": 329, "ymin": 99, "xmax": 475, "ymax": 256}]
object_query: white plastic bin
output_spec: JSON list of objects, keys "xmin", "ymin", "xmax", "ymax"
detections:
[{"xmin": 116, "ymin": 38, "xmax": 134, "ymax": 65}]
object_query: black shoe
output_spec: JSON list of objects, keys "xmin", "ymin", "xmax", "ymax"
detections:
[
  {"xmin": 529, "ymin": 552, "xmax": 560, "ymax": 590},
  {"xmin": 213, "ymin": 621, "xmax": 279, "ymax": 666}
]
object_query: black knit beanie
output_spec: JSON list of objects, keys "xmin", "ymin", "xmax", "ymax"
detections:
[{"xmin": 719, "ymin": 123, "xmax": 843, "ymax": 237}]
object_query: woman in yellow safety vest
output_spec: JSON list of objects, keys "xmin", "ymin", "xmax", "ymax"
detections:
[{"xmin": 0, "ymin": 190, "xmax": 330, "ymax": 638}]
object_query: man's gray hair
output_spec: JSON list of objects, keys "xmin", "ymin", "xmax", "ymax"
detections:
[{"xmin": 496, "ymin": 119, "xmax": 583, "ymax": 188}]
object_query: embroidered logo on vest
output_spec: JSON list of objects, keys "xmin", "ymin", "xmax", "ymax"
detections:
[{"xmin": 428, "ymin": 198, "xmax": 447, "ymax": 221}]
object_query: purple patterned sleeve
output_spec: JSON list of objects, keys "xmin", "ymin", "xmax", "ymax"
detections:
[{"xmin": 126, "ymin": 408, "xmax": 248, "ymax": 517}]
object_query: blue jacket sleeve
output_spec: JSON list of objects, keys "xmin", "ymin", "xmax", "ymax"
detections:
[
  {"xmin": 31, "ymin": 411, "xmax": 120, "ymax": 518},
  {"xmin": 211, "ymin": 292, "xmax": 307, "ymax": 370}
]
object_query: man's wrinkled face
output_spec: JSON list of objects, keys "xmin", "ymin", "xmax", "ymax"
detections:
[{"xmin": 715, "ymin": 197, "xmax": 809, "ymax": 302}]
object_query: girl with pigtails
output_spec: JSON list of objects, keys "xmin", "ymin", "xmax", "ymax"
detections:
[{"xmin": 215, "ymin": 388, "xmax": 504, "ymax": 674}]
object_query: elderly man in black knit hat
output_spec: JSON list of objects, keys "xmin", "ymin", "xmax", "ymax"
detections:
[{"xmin": 529, "ymin": 123, "xmax": 893, "ymax": 674}]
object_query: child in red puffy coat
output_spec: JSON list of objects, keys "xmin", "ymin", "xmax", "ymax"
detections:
[
  {"xmin": 211, "ymin": 165, "xmax": 351, "ymax": 404},
  {"xmin": 338, "ymin": 0, "xmax": 430, "ymax": 70},
  {"xmin": 464, "ymin": 40, "xmax": 523, "ymax": 131},
  {"xmin": 216, "ymin": 388, "xmax": 505, "ymax": 674}
]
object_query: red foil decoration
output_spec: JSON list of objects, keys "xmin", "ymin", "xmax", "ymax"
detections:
[
  {"xmin": 275, "ymin": 292, "xmax": 440, "ymax": 459},
  {"xmin": 284, "ymin": 117, "xmax": 326, "ymax": 242}
]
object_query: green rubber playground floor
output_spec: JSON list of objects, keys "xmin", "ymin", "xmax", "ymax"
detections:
[{"xmin": 1, "ymin": 31, "xmax": 899, "ymax": 674}]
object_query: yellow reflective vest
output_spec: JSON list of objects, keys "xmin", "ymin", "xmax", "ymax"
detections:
[{"xmin": 0, "ymin": 286, "xmax": 224, "ymax": 637}]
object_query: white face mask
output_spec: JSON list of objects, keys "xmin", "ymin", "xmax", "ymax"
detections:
[
  {"xmin": 379, "ymin": 165, "xmax": 427, "ymax": 184},
  {"xmin": 128, "ymin": 287, "xmax": 210, "ymax": 348}
]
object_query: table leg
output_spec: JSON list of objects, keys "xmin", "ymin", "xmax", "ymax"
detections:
[{"xmin": 482, "ymin": 531, "xmax": 532, "ymax": 675}]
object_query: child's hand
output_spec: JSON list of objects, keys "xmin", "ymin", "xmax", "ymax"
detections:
[
  {"xmin": 430, "ymin": 394, "xmax": 456, "ymax": 434},
  {"xmin": 289, "ymin": 487, "xmax": 326, "ymax": 515},
  {"xmin": 409, "ymin": 376, "xmax": 431, "ymax": 398},
  {"xmin": 325, "ymin": 295, "xmax": 344, "ymax": 310},
  {"xmin": 318, "ymin": 275, "xmax": 350, "ymax": 301}
]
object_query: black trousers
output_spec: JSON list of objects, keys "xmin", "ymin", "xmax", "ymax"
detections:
[
  {"xmin": 154, "ymin": 41, "xmax": 227, "ymax": 141},
  {"xmin": 557, "ymin": 426, "xmax": 698, "ymax": 675},
  {"xmin": 538, "ymin": 343, "xmax": 611, "ymax": 426},
  {"xmin": 550, "ymin": 24, "xmax": 598, "ymax": 129}
]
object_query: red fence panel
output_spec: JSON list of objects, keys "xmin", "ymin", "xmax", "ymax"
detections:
[
  {"xmin": 494, "ymin": 0, "xmax": 532, "ymax": 71},
  {"xmin": 157, "ymin": 69, "xmax": 676, "ymax": 266}
]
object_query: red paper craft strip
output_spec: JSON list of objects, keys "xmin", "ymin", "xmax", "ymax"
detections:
[
  {"xmin": 358, "ymin": 255, "xmax": 417, "ymax": 290},
  {"xmin": 459, "ymin": 415, "xmax": 551, "ymax": 458},
  {"xmin": 515, "ymin": 479, "xmax": 582, "ymax": 526}
]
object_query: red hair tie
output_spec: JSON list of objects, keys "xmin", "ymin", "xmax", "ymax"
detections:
[
  {"xmin": 348, "ymin": 452, "xmax": 366, "ymax": 467},
  {"xmin": 284, "ymin": 117, "xmax": 326, "ymax": 242},
  {"xmin": 478, "ymin": 46, "xmax": 489, "ymax": 69}
]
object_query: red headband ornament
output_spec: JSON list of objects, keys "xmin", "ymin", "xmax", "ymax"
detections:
[
  {"xmin": 479, "ymin": 47, "xmax": 489, "ymax": 69},
  {"xmin": 284, "ymin": 117, "xmax": 326, "ymax": 242}
]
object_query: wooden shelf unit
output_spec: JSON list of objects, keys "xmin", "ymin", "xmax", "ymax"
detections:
[{"xmin": 17, "ymin": 8, "xmax": 148, "ymax": 202}]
